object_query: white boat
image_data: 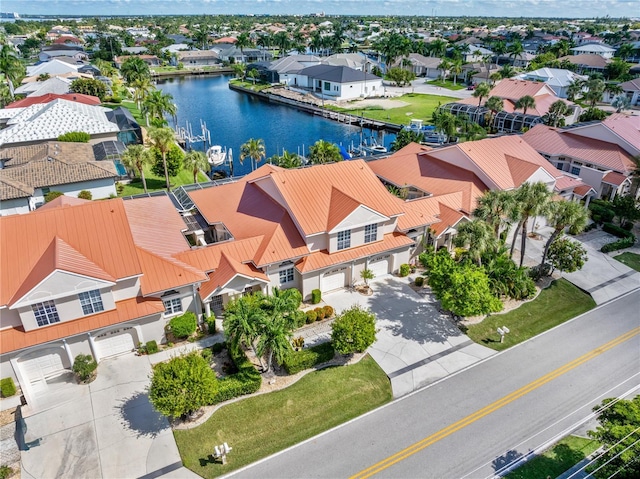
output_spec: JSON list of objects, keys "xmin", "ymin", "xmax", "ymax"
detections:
[
  {"xmin": 359, "ymin": 137, "xmax": 388, "ymax": 155},
  {"xmin": 404, "ymin": 119, "xmax": 447, "ymax": 145},
  {"xmin": 207, "ymin": 145, "xmax": 226, "ymax": 166}
]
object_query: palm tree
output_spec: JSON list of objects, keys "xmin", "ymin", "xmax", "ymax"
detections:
[
  {"xmin": 510, "ymin": 182, "xmax": 553, "ymax": 267},
  {"xmin": 120, "ymin": 144, "xmax": 153, "ymax": 193},
  {"xmin": 499, "ymin": 64, "xmax": 516, "ymax": 79},
  {"xmin": 485, "ymin": 96, "xmax": 504, "ymax": 129},
  {"xmin": 308, "ymin": 140, "xmax": 341, "ymax": 164},
  {"xmin": 450, "ymin": 58, "xmax": 463, "ymax": 86},
  {"xmin": 240, "ymin": 138, "xmax": 266, "ymax": 171},
  {"xmin": 183, "ymin": 150, "xmax": 209, "ymax": 184},
  {"xmin": 583, "ymin": 77, "xmax": 605, "ymax": 108},
  {"xmin": 540, "ymin": 200, "xmax": 589, "ymax": 267},
  {"xmin": 454, "ymin": 219, "xmax": 497, "ymax": 266},
  {"xmin": 492, "ymin": 40, "xmax": 507, "ymax": 67},
  {"xmin": 130, "ymin": 77, "xmax": 153, "ymax": 110},
  {"xmin": 232, "ymin": 63, "xmax": 246, "ymax": 80},
  {"xmin": 147, "ymin": 127, "xmax": 175, "ymax": 190},
  {"xmin": 473, "ymin": 190, "xmax": 517, "ymax": 239},
  {"xmin": 235, "ymin": 32, "xmax": 252, "ymax": 63},
  {"xmin": 142, "ymin": 89, "xmax": 177, "ymax": 127},
  {"xmin": 544, "ymin": 100, "xmax": 571, "ymax": 127},
  {"xmin": 0, "ymin": 44, "xmax": 25, "ymax": 97},
  {"xmin": 507, "ymin": 40, "xmax": 524, "ymax": 65},
  {"xmin": 270, "ymin": 150, "xmax": 302, "ymax": 168},
  {"xmin": 92, "ymin": 58, "xmax": 117, "ymax": 78},
  {"xmin": 515, "ymin": 95, "xmax": 536, "ymax": 115},
  {"xmin": 256, "ymin": 313, "xmax": 293, "ymax": 373},
  {"xmin": 438, "ymin": 58, "xmax": 451, "ymax": 81},
  {"xmin": 192, "ymin": 26, "xmax": 210, "ymax": 50},
  {"xmin": 429, "ymin": 38, "xmax": 448, "ymax": 58},
  {"xmin": 473, "ymin": 82, "xmax": 491, "ymax": 107},
  {"xmin": 611, "ymin": 94, "xmax": 630, "ymax": 113},
  {"xmin": 120, "ymin": 56, "xmax": 150, "ymax": 84},
  {"xmin": 433, "ymin": 111, "xmax": 458, "ymax": 143},
  {"xmin": 223, "ymin": 294, "xmax": 265, "ymax": 368},
  {"xmin": 247, "ymin": 68, "xmax": 259, "ymax": 85},
  {"xmin": 566, "ymin": 79, "xmax": 583, "ymax": 102}
]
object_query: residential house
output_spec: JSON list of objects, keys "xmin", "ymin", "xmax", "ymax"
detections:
[
  {"xmin": 558, "ymin": 54, "xmax": 610, "ymax": 74},
  {"xmin": 175, "ymin": 50, "xmax": 220, "ymax": 67},
  {"xmin": 324, "ymin": 53, "xmax": 370, "ymax": 71},
  {"xmin": 114, "ymin": 55, "xmax": 161, "ymax": 69},
  {"xmin": 570, "ymin": 43, "xmax": 616, "ymax": 58},
  {"xmin": 39, "ymin": 45, "xmax": 87, "ymax": 63},
  {"xmin": 516, "ymin": 68, "xmax": 588, "ymax": 99},
  {"xmin": 211, "ymin": 44, "xmax": 272, "ymax": 64},
  {"xmin": 404, "ymin": 53, "xmax": 444, "ymax": 79},
  {"xmin": 604, "ymin": 78, "xmax": 640, "ymax": 107},
  {"xmin": 0, "ymin": 142, "xmax": 118, "ymax": 215},
  {"xmin": 287, "ymin": 64, "xmax": 382, "ymax": 101},
  {"xmin": 5, "ymin": 93, "xmax": 101, "ymax": 109},
  {"xmin": 266, "ymin": 54, "xmax": 321, "ymax": 84},
  {"xmin": 25, "ymin": 58, "xmax": 82, "ymax": 78},
  {"xmin": 14, "ymin": 77, "xmax": 74, "ymax": 97}
]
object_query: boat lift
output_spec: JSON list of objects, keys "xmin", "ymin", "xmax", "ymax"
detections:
[{"xmin": 175, "ymin": 120, "xmax": 211, "ymax": 151}]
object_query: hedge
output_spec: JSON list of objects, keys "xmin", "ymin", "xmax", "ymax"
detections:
[
  {"xmin": 603, "ymin": 222, "xmax": 634, "ymax": 239},
  {"xmin": 145, "ymin": 340, "xmax": 159, "ymax": 354},
  {"xmin": 589, "ymin": 203, "xmax": 615, "ymax": 223},
  {"xmin": 213, "ymin": 340, "xmax": 261, "ymax": 403},
  {"xmin": 311, "ymin": 289, "xmax": 322, "ymax": 304},
  {"xmin": 399, "ymin": 264, "xmax": 411, "ymax": 277},
  {"xmin": 306, "ymin": 309, "xmax": 317, "ymax": 323},
  {"xmin": 169, "ymin": 312, "xmax": 197, "ymax": 339},
  {"xmin": 283, "ymin": 342, "xmax": 335, "ymax": 375},
  {"xmin": 0, "ymin": 377, "xmax": 16, "ymax": 397},
  {"xmin": 601, "ymin": 236, "xmax": 636, "ymax": 253}
]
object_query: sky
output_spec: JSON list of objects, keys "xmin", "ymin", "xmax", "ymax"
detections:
[{"xmin": 2, "ymin": 0, "xmax": 638, "ymax": 19}]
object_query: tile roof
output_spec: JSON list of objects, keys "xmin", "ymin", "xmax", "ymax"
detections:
[
  {"xmin": 6, "ymin": 93, "xmax": 101, "ymax": 109},
  {"xmin": 296, "ymin": 233, "xmax": 414, "ymax": 274},
  {"xmin": 573, "ymin": 184, "xmax": 597, "ymax": 197},
  {"xmin": 0, "ymin": 99, "xmax": 119, "ymax": 147},
  {"xmin": 0, "ymin": 199, "xmax": 142, "ymax": 306},
  {"xmin": 559, "ymin": 54, "xmax": 610, "ymax": 68},
  {"xmin": 522, "ymin": 124, "xmax": 636, "ymax": 173},
  {"xmin": 0, "ymin": 297, "xmax": 164, "ymax": 355},
  {"xmin": 602, "ymin": 171, "xmax": 630, "ymax": 186},
  {"xmin": 0, "ymin": 142, "xmax": 118, "ymax": 200},
  {"xmin": 0, "ymin": 176, "xmax": 32, "ymax": 200},
  {"xmin": 619, "ymin": 78, "xmax": 640, "ymax": 92}
]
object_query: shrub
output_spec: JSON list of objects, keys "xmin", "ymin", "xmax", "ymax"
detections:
[
  {"xmin": 399, "ymin": 264, "xmax": 411, "ymax": 277},
  {"xmin": 414, "ymin": 276, "xmax": 425, "ymax": 287},
  {"xmin": 116, "ymin": 182, "xmax": 125, "ymax": 194},
  {"xmin": 306, "ymin": 309, "xmax": 317, "ymax": 324},
  {"xmin": 589, "ymin": 203, "xmax": 615, "ymax": 223},
  {"xmin": 72, "ymin": 354, "xmax": 98, "ymax": 382},
  {"xmin": 211, "ymin": 341, "xmax": 225, "ymax": 354},
  {"xmin": 292, "ymin": 310, "xmax": 307, "ymax": 328},
  {"xmin": 45, "ymin": 191, "xmax": 64, "ymax": 202},
  {"xmin": 145, "ymin": 340, "xmax": 158, "ymax": 354},
  {"xmin": 311, "ymin": 289, "xmax": 322, "ymax": 304},
  {"xmin": 291, "ymin": 336, "xmax": 305, "ymax": 350},
  {"xmin": 322, "ymin": 305, "xmax": 334, "ymax": 318},
  {"xmin": 283, "ymin": 342, "xmax": 335, "ymax": 374},
  {"xmin": 0, "ymin": 466, "xmax": 14, "ymax": 479},
  {"xmin": 168, "ymin": 312, "xmax": 197, "ymax": 339},
  {"xmin": 314, "ymin": 307, "xmax": 326, "ymax": 320},
  {"xmin": 603, "ymin": 222, "xmax": 634, "ymax": 239},
  {"xmin": 213, "ymin": 340, "xmax": 261, "ymax": 403},
  {"xmin": 205, "ymin": 315, "xmax": 216, "ymax": 334},
  {"xmin": 0, "ymin": 377, "xmax": 17, "ymax": 397},
  {"xmin": 57, "ymin": 131, "xmax": 91, "ymax": 143},
  {"xmin": 201, "ymin": 348, "xmax": 213, "ymax": 362},
  {"xmin": 77, "ymin": 190, "xmax": 92, "ymax": 200},
  {"xmin": 621, "ymin": 222, "xmax": 634, "ymax": 231},
  {"xmin": 601, "ymin": 236, "xmax": 636, "ymax": 253},
  {"xmin": 331, "ymin": 305, "xmax": 377, "ymax": 354}
]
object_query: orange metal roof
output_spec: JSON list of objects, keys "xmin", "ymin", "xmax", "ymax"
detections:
[
  {"xmin": 489, "ymin": 78, "xmax": 556, "ymax": 101},
  {"xmin": 6, "ymin": 93, "xmax": 101, "ymax": 109},
  {"xmin": 199, "ymin": 253, "xmax": 269, "ymax": 300},
  {"xmin": 326, "ymin": 187, "xmax": 365, "ymax": 232},
  {"xmin": 0, "ymin": 199, "xmax": 142, "ymax": 306},
  {"xmin": 175, "ymin": 237, "xmax": 264, "ymax": 273},
  {"xmin": 431, "ymin": 204, "xmax": 468, "ymax": 237},
  {"xmin": 522, "ymin": 124, "xmax": 636, "ymax": 174},
  {"xmin": 395, "ymin": 192, "xmax": 465, "ymax": 231},
  {"xmin": 0, "ymin": 297, "xmax": 164, "ymax": 355},
  {"xmin": 296, "ymin": 233, "xmax": 414, "ymax": 274},
  {"xmin": 135, "ymin": 247, "xmax": 207, "ymax": 296},
  {"xmin": 602, "ymin": 171, "xmax": 630, "ymax": 186},
  {"xmin": 554, "ymin": 175, "xmax": 584, "ymax": 191},
  {"xmin": 603, "ymin": 114, "xmax": 640, "ymax": 152},
  {"xmin": 573, "ymin": 184, "xmax": 597, "ymax": 197},
  {"xmin": 36, "ymin": 195, "xmax": 91, "ymax": 210}
]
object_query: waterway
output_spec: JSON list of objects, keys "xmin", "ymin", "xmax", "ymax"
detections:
[{"xmin": 156, "ymin": 74, "xmax": 395, "ymax": 177}]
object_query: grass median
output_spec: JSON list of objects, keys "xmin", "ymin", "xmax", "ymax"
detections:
[
  {"xmin": 466, "ymin": 279, "xmax": 596, "ymax": 351},
  {"xmin": 174, "ymin": 355, "xmax": 392, "ymax": 478},
  {"xmin": 614, "ymin": 252, "xmax": 640, "ymax": 272}
]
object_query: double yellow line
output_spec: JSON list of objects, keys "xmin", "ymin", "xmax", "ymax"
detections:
[{"xmin": 350, "ymin": 326, "xmax": 640, "ymax": 479}]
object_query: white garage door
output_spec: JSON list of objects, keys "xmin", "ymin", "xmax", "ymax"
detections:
[
  {"xmin": 19, "ymin": 350, "xmax": 67, "ymax": 393},
  {"xmin": 369, "ymin": 255, "xmax": 390, "ymax": 278},
  {"xmin": 96, "ymin": 327, "xmax": 136, "ymax": 358},
  {"xmin": 322, "ymin": 267, "xmax": 347, "ymax": 292}
]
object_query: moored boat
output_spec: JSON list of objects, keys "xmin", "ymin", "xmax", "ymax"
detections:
[{"xmin": 207, "ymin": 145, "xmax": 227, "ymax": 166}]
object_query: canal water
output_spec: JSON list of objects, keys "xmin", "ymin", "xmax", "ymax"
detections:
[{"xmin": 157, "ymin": 74, "xmax": 395, "ymax": 177}]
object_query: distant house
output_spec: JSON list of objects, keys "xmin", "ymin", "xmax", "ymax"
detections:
[
  {"xmin": 14, "ymin": 77, "xmax": 74, "ymax": 97},
  {"xmin": 604, "ymin": 78, "xmax": 640, "ymax": 107},
  {"xmin": 570, "ymin": 43, "xmax": 615, "ymax": 59},
  {"xmin": 39, "ymin": 44, "xmax": 87, "ymax": 62},
  {"xmin": 6, "ymin": 93, "xmax": 101, "ymax": 109},
  {"xmin": 0, "ymin": 142, "xmax": 118, "ymax": 215},
  {"xmin": 114, "ymin": 55, "xmax": 161, "ymax": 69},
  {"xmin": 211, "ymin": 44, "xmax": 272, "ymax": 64},
  {"xmin": 288, "ymin": 64, "xmax": 382, "ymax": 101},
  {"xmin": 175, "ymin": 50, "xmax": 220, "ymax": 67},
  {"xmin": 404, "ymin": 53, "xmax": 444, "ymax": 79},
  {"xmin": 516, "ymin": 68, "xmax": 587, "ymax": 99},
  {"xmin": 26, "ymin": 58, "xmax": 81, "ymax": 78},
  {"xmin": 559, "ymin": 54, "xmax": 610, "ymax": 74}
]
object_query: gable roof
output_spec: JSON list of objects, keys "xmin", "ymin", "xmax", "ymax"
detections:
[
  {"xmin": 297, "ymin": 64, "xmax": 380, "ymax": 83},
  {"xmin": 37, "ymin": 195, "xmax": 91, "ymax": 210},
  {"xmin": 6, "ymin": 93, "xmax": 100, "ymax": 109},
  {"xmin": 559, "ymin": 54, "xmax": 610, "ymax": 68},
  {"xmin": 430, "ymin": 203, "xmax": 468, "ymax": 237},
  {"xmin": 489, "ymin": 78, "xmax": 556, "ymax": 101},
  {"xmin": 602, "ymin": 114, "xmax": 640, "ymax": 153},
  {"xmin": 14, "ymin": 77, "xmax": 73, "ymax": 97}
]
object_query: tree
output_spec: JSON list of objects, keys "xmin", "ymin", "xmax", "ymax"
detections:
[
  {"xmin": 604, "ymin": 58, "xmax": 631, "ymax": 81},
  {"xmin": 247, "ymin": 68, "xmax": 260, "ymax": 85},
  {"xmin": 543, "ymin": 100, "xmax": 571, "ymax": 127},
  {"xmin": 391, "ymin": 129, "xmax": 424, "ymax": 151},
  {"xmin": 587, "ymin": 395, "xmax": 640, "ymax": 479},
  {"xmin": 450, "ymin": 58, "xmax": 463, "ymax": 86},
  {"xmin": 148, "ymin": 352, "xmax": 217, "ymax": 419},
  {"xmin": 120, "ymin": 145, "xmax": 153, "ymax": 193},
  {"xmin": 510, "ymin": 182, "xmax": 553, "ymax": 267},
  {"xmin": 120, "ymin": 56, "xmax": 150, "ymax": 84},
  {"xmin": 331, "ymin": 305, "xmax": 376, "ymax": 355},
  {"xmin": 547, "ymin": 236, "xmax": 588, "ymax": 274},
  {"xmin": 70, "ymin": 78, "xmax": 107, "ymax": 101},
  {"xmin": 611, "ymin": 195, "xmax": 640, "ymax": 228},
  {"xmin": 0, "ymin": 44, "xmax": 26, "ymax": 96},
  {"xmin": 541, "ymin": 200, "xmax": 589, "ymax": 267},
  {"xmin": 583, "ymin": 76, "xmax": 606, "ymax": 108},
  {"xmin": 386, "ymin": 67, "xmax": 415, "ymax": 87},
  {"xmin": 269, "ymin": 150, "xmax": 302, "ymax": 169},
  {"xmin": 485, "ymin": 96, "xmax": 504, "ymax": 129},
  {"xmin": 223, "ymin": 293, "xmax": 265, "ymax": 366},
  {"xmin": 148, "ymin": 127, "xmax": 177, "ymax": 190},
  {"xmin": 439, "ymin": 264, "xmax": 503, "ymax": 317},
  {"xmin": 256, "ymin": 289, "xmax": 299, "ymax": 373},
  {"xmin": 308, "ymin": 139, "xmax": 342, "ymax": 164},
  {"xmin": 239, "ymin": 138, "xmax": 266, "ymax": 171},
  {"xmin": 433, "ymin": 111, "xmax": 458, "ymax": 143},
  {"xmin": 499, "ymin": 64, "xmax": 516, "ymax": 79},
  {"xmin": 131, "ymin": 77, "xmax": 153, "ymax": 110},
  {"xmin": 473, "ymin": 82, "xmax": 491, "ymax": 107},
  {"xmin": 611, "ymin": 94, "xmax": 631, "ymax": 113},
  {"xmin": 183, "ymin": 150, "xmax": 209, "ymax": 184},
  {"xmin": 566, "ymin": 79, "xmax": 583, "ymax": 102},
  {"xmin": 473, "ymin": 189, "xmax": 516, "ymax": 239},
  {"xmin": 507, "ymin": 40, "xmax": 524, "ymax": 64},
  {"xmin": 515, "ymin": 95, "xmax": 536, "ymax": 115},
  {"xmin": 232, "ymin": 63, "xmax": 246, "ymax": 80},
  {"xmin": 142, "ymin": 89, "xmax": 177, "ymax": 127},
  {"xmin": 454, "ymin": 219, "xmax": 498, "ymax": 266},
  {"xmin": 360, "ymin": 268, "xmax": 374, "ymax": 286},
  {"xmin": 235, "ymin": 32, "xmax": 252, "ymax": 62}
]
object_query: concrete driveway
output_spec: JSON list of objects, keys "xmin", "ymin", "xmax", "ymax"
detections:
[
  {"xmin": 326, "ymin": 276, "xmax": 495, "ymax": 397},
  {"xmin": 19, "ymin": 354, "xmax": 198, "ymax": 479}
]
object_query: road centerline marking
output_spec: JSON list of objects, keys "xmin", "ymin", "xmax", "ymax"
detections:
[{"xmin": 350, "ymin": 326, "xmax": 640, "ymax": 479}]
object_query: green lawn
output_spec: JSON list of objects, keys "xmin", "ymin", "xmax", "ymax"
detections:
[
  {"xmin": 466, "ymin": 279, "xmax": 596, "ymax": 351},
  {"xmin": 174, "ymin": 356, "xmax": 391, "ymax": 478},
  {"xmin": 331, "ymin": 93, "xmax": 457, "ymax": 126},
  {"xmin": 119, "ymin": 165, "xmax": 209, "ymax": 197},
  {"xmin": 229, "ymin": 79, "xmax": 272, "ymax": 92},
  {"xmin": 614, "ymin": 252, "xmax": 640, "ymax": 272},
  {"xmin": 506, "ymin": 435, "xmax": 600, "ymax": 479},
  {"xmin": 426, "ymin": 79, "xmax": 466, "ymax": 90}
]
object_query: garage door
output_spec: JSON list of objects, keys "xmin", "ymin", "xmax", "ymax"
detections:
[
  {"xmin": 322, "ymin": 267, "xmax": 347, "ymax": 292},
  {"xmin": 19, "ymin": 349, "xmax": 67, "ymax": 393},
  {"xmin": 96, "ymin": 327, "xmax": 136, "ymax": 358},
  {"xmin": 369, "ymin": 255, "xmax": 391, "ymax": 278}
]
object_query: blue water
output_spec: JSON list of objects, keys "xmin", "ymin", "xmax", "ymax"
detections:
[{"xmin": 157, "ymin": 74, "xmax": 395, "ymax": 177}]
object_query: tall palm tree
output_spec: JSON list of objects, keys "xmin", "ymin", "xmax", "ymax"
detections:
[
  {"xmin": 473, "ymin": 189, "xmax": 517, "ymax": 239},
  {"xmin": 515, "ymin": 95, "xmax": 536, "ymax": 115},
  {"xmin": 130, "ymin": 77, "xmax": 153, "ymax": 110},
  {"xmin": 544, "ymin": 100, "xmax": 571, "ymax": 127},
  {"xmin": 492, "ymin": 40, "xmax": 507, "ymax": 67},
  {"xmin": 485, "ymin": 96, "xmax": 504, "ymax": 129},
  {"xmin": 438, "ymin": 58, "xmax": 451, "ymax": 81},
  {"xmin": 433, "ymin": 111, "xmax": 458, "ymax": 143},
  {"xmin": 240, "ymin": 138, "xmax": 266, "ymax": 171},
  {"xmin": 507, "ymin": 40, "xmax": 524, "ymax": 65},
  {"xmin": 235, "ymin": 33, "xmax": 252, "ymax": 63},
  {"xmin": 473, "ymin": 82, "xmax": 491, "ymax": 107},
  {"xmin": 450, "ymin": 58, "xmax": 463, "ymax": 86},
  {"xmin": 566, "ymin": 79, "xmax": 583, "ymax": 101},
  {"xmin": 510, "ymin": 182, "xmax": 553, "ymax": 267},
  {"xmin": 0, "ymin": 44, "xmax": 25, "ymax": 97},
  {"xmin": 183, "ymin": 150, "xmax": 209, "ymax": 184},
  {"xmin": 540, "ymin": 200, "xmax": 589, "ymax": 267},
  {"xmin": 223, "ymin": 294, "xmax": 265, "ymax": 368},
  {"xmin": 120, "ymin": 56, "xmax": 150, "ymax": 84},
  {"xmin": 429, "ymin": 38, "xmax": 448, "ymax": 58},
  {"xmin": 120, "ymin": 144, "xmax": 153, "ymax": 193},
  {"xmin": 256, "ymin": 313, "xmax": 293, "ymax": 373},
  {"xmin": 453, "ymin": 219, "xmax": 497, "ymax": 266},
  {"xmin": 583, "ymin": 77, "xmax": 605, "ymax": 108},
  {"xmin": 147, "ymin": 127, "xmax": 175, "ymax": 190},
  {"xmin": 142, "ymin": 89, "xmax": 177, "ymax": 127}
]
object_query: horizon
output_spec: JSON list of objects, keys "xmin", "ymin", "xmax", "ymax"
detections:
[{"xmin": 3, "ymin": 0, "xmax": 639, "ymax": 20}]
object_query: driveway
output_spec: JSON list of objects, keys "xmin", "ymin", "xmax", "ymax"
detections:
[
  {"xmin": 19, "ymin": 354, "xmax": 199, "ymax": 479},
  {"xmin": 325, "ymin": 276, "xmax": 495, "ymax": 397}
]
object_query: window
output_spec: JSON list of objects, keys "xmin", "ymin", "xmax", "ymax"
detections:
[
  {"xmin": 32, "ymin": 300, "xmax": 60, "ymax": 327},
  {"xmin": 571, "ymin": 166, "xmax": 581, "ymax": 176},
  {"xmin": 324, "ymin": 81, "xmax": 330, "ymax": 91},
  {"xmin": 163, "ymin": 298, "xmax": 182, "ymax": 315},
  {"xmin": 337, "ymin": 230, "xmax": 351, "ymax": 250},
  {"xmin": 79, "ymin": 290, "xmax": 104, "ymax": 315},
  {"xmin": 279, "ymin": 267, "xmax": 294, "ymax": 284},
  {"xmin": 364, "ymin": 224, "xmax": 378, "ymax": 243}
]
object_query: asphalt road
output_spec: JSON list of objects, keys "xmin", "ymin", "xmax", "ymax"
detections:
[{"xmin": 227, "ymin": 290, "xmax": 640, "ymax": 479}]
